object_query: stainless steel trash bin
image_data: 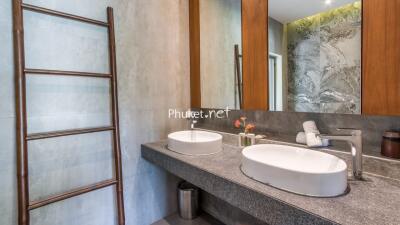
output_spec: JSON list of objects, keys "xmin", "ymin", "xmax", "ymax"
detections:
[{"xmin": 178, "ymin": 181, "xmax": 199, "ymax": 220}]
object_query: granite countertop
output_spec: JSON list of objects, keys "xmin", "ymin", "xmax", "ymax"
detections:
[
  {"xmin": 151, "ymin": 213, "xmax": 224, "ymax": 225},
  {"xmin": 142, "ymin": 137, "xmax": 400, "ymax": 225}
]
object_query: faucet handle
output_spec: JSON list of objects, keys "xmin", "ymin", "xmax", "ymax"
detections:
[{"xmin": 337, "ymin": 128, "xmax": 362, "ymax": 136}]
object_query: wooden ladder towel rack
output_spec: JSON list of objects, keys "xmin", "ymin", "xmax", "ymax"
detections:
[{"xmin": 12, "ymin": 2, "xmax": 125, "ymax": 225}]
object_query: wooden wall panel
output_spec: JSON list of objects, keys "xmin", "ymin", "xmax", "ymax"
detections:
[
  {"xmin": 241, "ymin": 0, "xmax": 269, "ymax": 110},
  {"xmin": 189, "ymin": 0, "xmax": 201, "ymax": 108},
  {"xmin": 362, "ymin": 0, "xmax": 400, "ymax": 115}
]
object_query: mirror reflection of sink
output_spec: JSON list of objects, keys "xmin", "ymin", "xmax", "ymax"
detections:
[
  {"xmin": 241, "ymin": 144, "xmax": 348, "ymax": 197},
  {"xmin": 168, "ymin": 130, "xmax": 222, "ymax": 155}
]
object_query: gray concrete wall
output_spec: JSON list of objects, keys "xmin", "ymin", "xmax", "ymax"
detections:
[
  {"xmin": 0, "ymin": 0, "xmax": 189, "ymax": 225},
  {"xmin": 200, "ymin": 0, "xmax": 242, "ymax": 109},
  {"xmin": 268, "ymin": 17, "xmax": 284, "ymax": 55}
]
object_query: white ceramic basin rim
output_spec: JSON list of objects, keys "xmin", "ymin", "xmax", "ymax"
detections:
[
  {"xmin": 241, "ymin": 144, "xmax": 348, "ymax": 197},
  {"xmin": 168, "ymin": 130, "xmax": 222, "ymax": 155}
]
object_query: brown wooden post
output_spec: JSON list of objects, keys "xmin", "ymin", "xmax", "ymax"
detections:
[
  {"xmin": 107, "ymin": 7, "xmax": 126, "ymax": 225},
  {"xmin": 189, "ymin": 0, "xmax": 201, "ymax": 108},
  {"xmin": 13, "ymin": 0, "xmax": 30, "ymax": 224},
  {"xmin": 241, "ymin": 0, "xmax": 269, "ymax": 110}
]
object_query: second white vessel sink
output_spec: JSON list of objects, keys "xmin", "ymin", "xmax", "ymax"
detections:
[
  {"xmin": 241, "ymin": 144, "xmax": 348, "ymax": 197},
  {"xmin": 168, "ymin": 130, "xmax": 222, "ymax": 155}
]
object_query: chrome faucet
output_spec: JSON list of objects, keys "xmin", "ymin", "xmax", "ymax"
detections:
[
  {"xmin": 318, "ymin": 129, "xmax": 363, "ymax": 180},
  {"xmin": 190, "ymin": 119, "xmax": 198, "ymax": 130},
  {"xmin": 189, "ymin": 119, "xmax": 198, "ymax": 141}
]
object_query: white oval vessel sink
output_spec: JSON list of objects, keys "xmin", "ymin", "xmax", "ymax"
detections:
[
  {"xmin": 168, "ymin": 130, "xmax": 222, "ymax": 155},
  {"xmin": 241, "ymin": 144, "xmax": 348, "ymax": 197}
]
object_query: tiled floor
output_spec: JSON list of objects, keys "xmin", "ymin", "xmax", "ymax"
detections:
[{"xmin": 151, "ymin": 213, "xmax": 224, "ymax": 225}]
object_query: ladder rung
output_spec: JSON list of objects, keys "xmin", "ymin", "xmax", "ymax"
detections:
[
  {"xmin": 26, "ymin": 126, "xmax": 115, "ymax": 141},
  {"xmin": 24, "ymin": 68, "xmax": 112, "ymax": 78},
  {"xmin": 28, "ymin": 179, "xmax": 117, "ymax": 210},
  {"xmin": 22, "ymin": 3, "xmax": 109, "ymax": 27}
]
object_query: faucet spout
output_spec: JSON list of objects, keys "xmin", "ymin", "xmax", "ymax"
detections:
[
  {"xmin": 318, "ymin": 129, "xmax": 363, "ymax": 180},
  {"xmin": 190, "ymin": 119, "xmax": 198, "ymax": 130}
]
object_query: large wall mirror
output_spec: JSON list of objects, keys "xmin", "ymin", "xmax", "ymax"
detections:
[
  {"xmin": 191, "ymin": 0, "xmax": 400, "ymax": 116},
  {"xmin": 268, "ymin": 0, "xmax": 362, "ymax": 114}
]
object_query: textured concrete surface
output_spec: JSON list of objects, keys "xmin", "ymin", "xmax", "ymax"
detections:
[
  {"xmin": 0, "ymin": 1, "xmax": 16, "ymax": 225},
  {"xmin": 0, "ymin": 0, "xmax": 189, "ymax": 225},
  {"xmin": 268, "ymin": 17, "xmax": 284, "ymax": 56},
  {"xmin": 200, "ymin": 191, "xmax": 269, "ymax": 225},
  {"xmin": 151, "ymin": 213, "xmax": 224, "ymax": 225},
  {"xmin": 200, "ymin": 0, "xmax": 242, "ymax": 109},
  {"xmin": 142, "ymin": 140, "xmax": 400, "ymax": 225}
]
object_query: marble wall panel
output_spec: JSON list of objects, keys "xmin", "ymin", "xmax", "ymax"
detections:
[{"xmin": 287, "ymin": 2, "xmax": 361, "ymax": 114}]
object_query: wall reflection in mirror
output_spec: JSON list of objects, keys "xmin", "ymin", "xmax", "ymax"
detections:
[
  {"xmin": 268, "ymin": 0, "xmax": 362, "ymax": 114},
  {"xmin": 199, "ymin": 0, "xmax": 242, "ymax": 110}
]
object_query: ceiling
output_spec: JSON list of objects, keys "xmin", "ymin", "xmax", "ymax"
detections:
[{"xmin": 269, "ymin": 0, "xmax": 358, "ymax": 23}]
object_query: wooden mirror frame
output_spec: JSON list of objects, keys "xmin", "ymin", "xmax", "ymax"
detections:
[{"xmin": 362, "ymin": 0, "xmax": 400, "ymax": 115}]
